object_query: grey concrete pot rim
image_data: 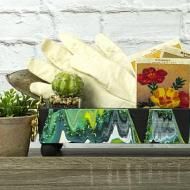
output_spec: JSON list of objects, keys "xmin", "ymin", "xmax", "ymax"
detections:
[{"xmin": 0, "ymin": 114, "xmax": 36, "ymax": 120}]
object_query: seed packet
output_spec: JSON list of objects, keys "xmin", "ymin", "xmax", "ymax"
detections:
[
  {"xmin": 128, "ymin": 39, "xmax": 183, "ymax": 70},
  {"xmin": 136, "ymin": 59, "xmax": 190, "ymax": 108},
  {"xmin": 161, "ymin": 46, "xmax": 190, "ymax": 58}
]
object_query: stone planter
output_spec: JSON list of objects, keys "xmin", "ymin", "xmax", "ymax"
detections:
[{"xmin": 0, "ymin": 115, "xmax": 35, "ymax": 156}]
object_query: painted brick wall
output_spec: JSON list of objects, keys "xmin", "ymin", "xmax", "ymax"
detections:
[{"xmin": 1, "ymin": 0, "xmax": 190, "ymax": 147}]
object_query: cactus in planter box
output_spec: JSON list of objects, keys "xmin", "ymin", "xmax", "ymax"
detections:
[
  {"xmin": 50, "ymin": 72, "xmax": 84, "ymax": 107},
  {"xmin": 39, "ymin": 72, "xmax": 84, "ymax": 155},
  {"xmin": 52, "ymin": 72, "xmax": 84, "ymax": 97}
]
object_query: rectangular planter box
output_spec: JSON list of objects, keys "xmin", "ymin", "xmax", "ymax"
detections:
[{"xmin": 38, "ymin": 108, "xmax": 190, "ymax": 145}]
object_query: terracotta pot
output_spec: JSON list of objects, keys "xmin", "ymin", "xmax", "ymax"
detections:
[{"xmin": 0, "ymin": 115, "xmax": 35, "ymax": 157}]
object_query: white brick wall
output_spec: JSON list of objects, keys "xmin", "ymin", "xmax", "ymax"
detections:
[
  {"xmin": 103, "ymin": 12, "xmax": 182, "ymax": 40},
  {"xmin": 54, "ymin": 13, "xmax": 100, "ymax": 40},
  {"xmin": 1, "ymin": 0, "xmax": 190, "ymax": 147}
]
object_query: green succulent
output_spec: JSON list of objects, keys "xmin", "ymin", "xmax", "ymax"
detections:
[
  {"xmin": 52, "ymin": 72, "xmax": 84, "ymax": 97},
  {"xmin": 172, "ymin": 77, "xmax": 186, "ymax": 90},
  {"xmin": 0, "ymin": 89, "xmax": 38, "ymax": 117}
]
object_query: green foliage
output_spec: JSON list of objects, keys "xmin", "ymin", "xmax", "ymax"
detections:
[
  {"xmin": 52, "ymin": 72, "xmax": 84, "ymax": 97},
  {"xmin": 148, "ymin": 83, "xmax": 158, "ymax": 92},
  {"xmin": 0, "ymin": 89, "xmax": 38, "ymax": 117},
  {"xmin": 172, "ymin": 77, "xmax": 186, "ymax": 90},
  {"xmin": 111, "ymin": 138, "xmax": 125, "ymax": 144},
  {"xmin": 157, "ymin": 110, "xmax": 173, "ymax": 121},
  {"xmin": 137, "ymin": 99, "xmax": 155, "ymax": 108}
]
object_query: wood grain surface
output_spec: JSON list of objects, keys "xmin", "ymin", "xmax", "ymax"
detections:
[{"xmin": 0, "ymin": 149, "xmax": 190, "ymax": 190}]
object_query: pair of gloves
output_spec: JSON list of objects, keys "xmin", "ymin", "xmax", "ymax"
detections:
[
  {"xmin": 28, "ymin": 33, "xmax": 182, "ymax": 108},
  {"xmin": 28, "ymin": 33, "xmax": 136, "ymax": 108}
]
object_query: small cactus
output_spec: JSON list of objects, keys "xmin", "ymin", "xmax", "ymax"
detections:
[{"xmin": 52, "ymin": 72, "xmax": 84, "ymax": 97}]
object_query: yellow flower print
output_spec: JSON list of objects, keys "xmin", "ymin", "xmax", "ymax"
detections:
[{"xmin": 150, "ymin": 87, "xmax": 180, "ymax": 108}]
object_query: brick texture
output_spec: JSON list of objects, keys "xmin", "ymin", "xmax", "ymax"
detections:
[{"xmin": 102, "ymin": 12, "xmax": 182, "ymax": 41}]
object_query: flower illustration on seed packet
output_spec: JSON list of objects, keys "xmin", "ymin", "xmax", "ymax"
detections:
[{"xmin": 137, "ymin": 67, "xmax": 189, "ymax": 108}]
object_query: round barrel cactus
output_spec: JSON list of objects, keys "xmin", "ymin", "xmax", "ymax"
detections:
[{"xmin": 52, "ymin": 72, "xmax": 84, "ymax": 97}]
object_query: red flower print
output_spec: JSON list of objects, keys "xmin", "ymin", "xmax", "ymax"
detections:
[
  {"xmin": 137, "ymin": 67, "xmax": 167, "ymax": 85},
  {"xmin": 179, "ymin": 91, "xmax": 189, "ymax": 108}
]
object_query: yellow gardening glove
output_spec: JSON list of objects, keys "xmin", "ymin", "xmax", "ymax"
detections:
[
  {"xmin": 28, "ymin": 40, "xmax": 135, "ymax": 108},
  {"xmin": 95, "ymin": 33, "xmax": 135, "ymax": 76},
  {"xmin": 59, "ymin": 33, "xmax": 136, "ymax": 104},
  {"xmin": 30, "ymin": 82, "xmax": 55, "ymax": 99}
]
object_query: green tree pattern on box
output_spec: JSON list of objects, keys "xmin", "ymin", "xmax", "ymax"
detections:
[
  {"xmin": 40, "ymin": 109, "xmax": 140, "ymax": 144},
  {"xmin": 145, "ymin": 109, "xmax": 184, "ymax": 144}
]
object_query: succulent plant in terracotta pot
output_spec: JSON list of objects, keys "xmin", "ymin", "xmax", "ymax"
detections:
[{"xmin": 0, "ymin": 89, "xmax": 38, "ymax": 156}]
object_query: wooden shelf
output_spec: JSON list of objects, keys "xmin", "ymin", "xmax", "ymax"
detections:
[{"xmin": 0, "ymin": 148, "xmax": 190, "ymax": 189}]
